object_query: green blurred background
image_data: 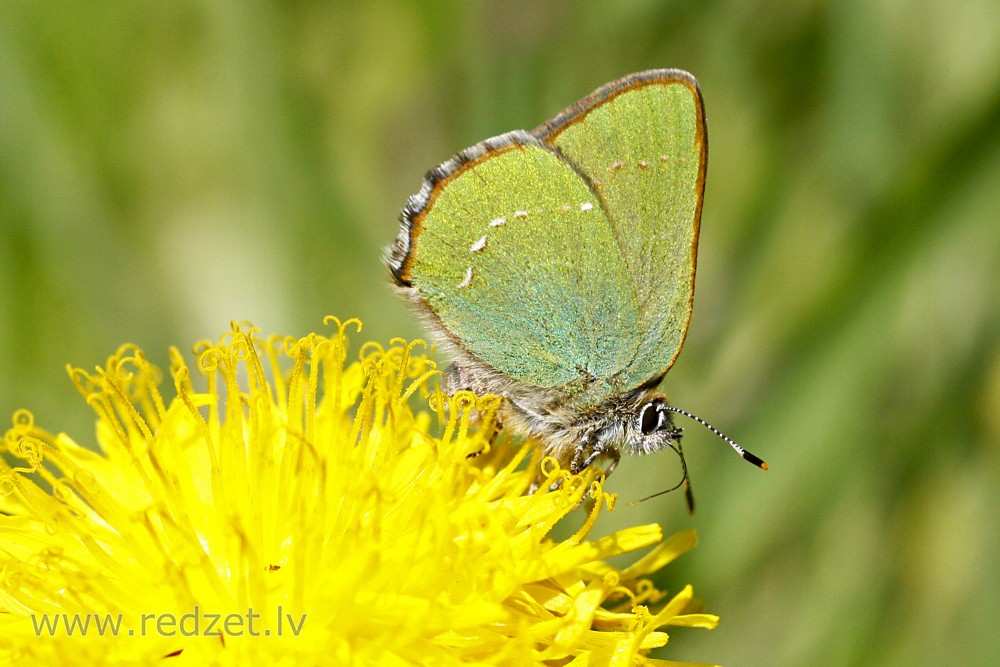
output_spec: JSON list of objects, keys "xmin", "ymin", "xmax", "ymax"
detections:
[{"xmin": 2, "ymin": 2, "xmax": 998, "ymax": 665}]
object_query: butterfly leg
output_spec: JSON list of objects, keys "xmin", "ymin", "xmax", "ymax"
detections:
[
  {"xmin": 575, "ymin": 444, "xmax": 620, "ymax": 514},
  {"xmin": 574, "ymin": 447, "xmax": 620, "ymax": 478},
  {"xmin": 602, "ymin": 448, "xmax": 621, "ymax": 479},
  {"xmin": 569, "ymin": 435, "xmax": 595, "ymax": 475},
  {"xmin": 569, "ymin": 432, "xmax": 620, "ymax": 479}
]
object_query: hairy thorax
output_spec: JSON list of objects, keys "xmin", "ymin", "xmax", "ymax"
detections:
[{"xmin": 443, "ymin": 353, "xmax": 680, "ymax": 473}]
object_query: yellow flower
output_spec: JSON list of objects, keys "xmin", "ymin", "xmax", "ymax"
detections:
[{"xmin": 0, "ymin": 318, "xmax": 719, "ymax": 665}]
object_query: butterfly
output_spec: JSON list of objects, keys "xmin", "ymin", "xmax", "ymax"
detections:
[{"xmin": 387, "ymin": 69, "xmax": 765, "ymax": 504}]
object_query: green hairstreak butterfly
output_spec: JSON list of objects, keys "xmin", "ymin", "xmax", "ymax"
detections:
[{"xmin": 387, "ymin": 69, "xmax": 766, "ymax": 503}]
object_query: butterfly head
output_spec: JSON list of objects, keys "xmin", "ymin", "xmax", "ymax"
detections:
[{"xmin": 622, "ymin": 394, "xmax": 684, "ymax": 456}]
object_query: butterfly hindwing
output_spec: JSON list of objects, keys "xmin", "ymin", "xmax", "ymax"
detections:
[{"xmin": 392, "ymin": 131, "xmax": 643, "ymax": 397}]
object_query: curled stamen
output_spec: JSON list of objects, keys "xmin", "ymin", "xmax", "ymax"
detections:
[{"xmin": 11, "ymin": 409, "xmax": 34, "ymax": 433}]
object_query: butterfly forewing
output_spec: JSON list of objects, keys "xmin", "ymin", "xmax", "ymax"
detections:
[{"xmin": 534, "ymin": 70, "xmax": 706, "ymax": 391}]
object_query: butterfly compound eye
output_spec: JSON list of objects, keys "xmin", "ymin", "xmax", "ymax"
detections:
[{"xmin": 639, "ymin": 402, "xmax": 662, "ymax": 435}]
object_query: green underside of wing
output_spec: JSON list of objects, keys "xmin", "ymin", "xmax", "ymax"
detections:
[
  {"xmin": 409, "ymin": 78, "xmax": 703, "ymax": 402},
  {"xmin": 410, "ymin": 143, "xmax": 642, "ymax": 398},
  {"xmin": 541, "ymin": 81, "xmax": 702, "ymax": 390}
]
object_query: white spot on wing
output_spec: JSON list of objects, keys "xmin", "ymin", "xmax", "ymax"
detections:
[
  {"xmin": 514, "ymin": 210, "xmax": 528, "ymax": 219},
  {"xmin": 489, "ymin": 216, "xmax": 506, "ymax": 227},
  {"xmin": 457, "ymin": 266, "xmax": 473, "ymax": 289},
  {"xmin": 580, "ymin": 202, "xmax": 594, "ymax": 212},
  {"xmin": 470, "ymin": 234, "xmax": 487, "ymax": 253}
]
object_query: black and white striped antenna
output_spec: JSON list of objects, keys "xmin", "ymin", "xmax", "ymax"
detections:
[
  {"xmin": 629, "ymin": 405, "xmax": 767, "ymax": 511},
  {"xmin": 662, "ymin": 405, "xmax": 768, "ymax": 470}
]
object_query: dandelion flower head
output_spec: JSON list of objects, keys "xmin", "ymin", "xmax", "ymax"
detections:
[{"xmin": 0, "ymin": 318, "xmax": 719, "ymax": 665}]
